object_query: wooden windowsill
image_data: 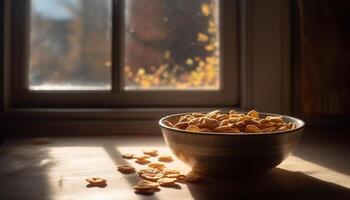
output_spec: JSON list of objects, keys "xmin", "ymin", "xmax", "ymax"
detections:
[{"xmin": 0, "ymin": 129, "xmax": 349, "ymax": 199}]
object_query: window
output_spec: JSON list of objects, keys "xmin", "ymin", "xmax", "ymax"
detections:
[
  {"xmin": 123, "ymin": 0, "xmax": 221, "ymax": 91},
  {"xmin": 9, "ymin": 0, "xmax": 237, "ymax": 108},
  {"xmin": 29, "ymin": 0, "xmax": 112, "ymax": 91},
  {"xmin": 2, "ymin": 0, "xmax": 291, "ymax": 134}
]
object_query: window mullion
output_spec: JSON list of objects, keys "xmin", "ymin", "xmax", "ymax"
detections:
[{"xmin": 112, "ymin": 0, "xmax": 123, "ymax": 93}]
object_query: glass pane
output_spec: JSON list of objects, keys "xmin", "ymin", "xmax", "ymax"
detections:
[
  {"xmin": 29, "ymin": 0, "xmax": 112, "ymax": 91},
  {"xmin": 123, "ymin": 0, "xmax": 220, "ymax": 90}
]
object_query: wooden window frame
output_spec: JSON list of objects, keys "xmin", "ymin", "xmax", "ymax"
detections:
[{"xmin": 0, "ymin": 0, "xmax": 291, "ymax": 135}]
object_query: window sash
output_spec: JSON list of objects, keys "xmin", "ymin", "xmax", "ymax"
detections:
[{"xmin": 8, "ymin": 0, "xmax": 238, "ymax": 108}]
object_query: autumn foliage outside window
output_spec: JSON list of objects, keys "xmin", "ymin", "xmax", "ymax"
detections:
[{"xmin": 29, "ymin": 0, "xmax": 220, "ymax": 91}]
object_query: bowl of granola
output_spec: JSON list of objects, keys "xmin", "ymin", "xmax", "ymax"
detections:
[{"xmin": 159, "ymin": 110, "xmax": 305, "ymax": 177}]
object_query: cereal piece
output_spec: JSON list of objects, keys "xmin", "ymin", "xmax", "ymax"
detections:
[
  {"xmin": 85, "ymin": 177, "xmax": 107, "ymax": 187},
  {"xmin": 117, "ymin": 165, "xmax": 135, "ymax": 174},
  {"xmin": 140, "ymin": 173, "xmax": 164, "ymax": 182},
  {"xmin": 164, "ymin": 120, "xmax": 175, "ymax": 128},
  {"xmin": 217, "ymin": 114, "xmax": 229, "ymax": 121},
  {"xmin": 166, "ymin": 174, "xmax": 181, "ymax": 178},
  {"xmin": 247, "ymin": 110, "xmax": 259, "ymax": 118},
  {"xmin": 275, "ymin": 122, "xmax": 287, "ymax": 128},
  {"xmin": 229, "ymin": 109, "xmax": 238, "ymax": 115},
  {"xmin": 199, "ymin": 128, "xmax": 211, "ymax": 132},
  {"xmin": 261, "ymin": 126, "xmax": 277, "ymax": 132},
  {"xmin": 245, "ymin": 119, "xmax": 261, "ymax": 127},
  {"xmin": 244, "ymin": 125, "xmax": 261, "ymax": 133},
  {"xmin": 219, "ymin": 119, "xmax": 229, "ymax": 126},
  {"xmin": 175, "ymin": 122, "xmax": 189, "ymax": 129},
  {"xmin": 135, "ymin": 159, "xmax": 151, "ymax": 165},
  {"xmin": 121, "ymin": 153, "xmax": 135, "ymax": 159},
  {"xmin": 134, "ymin": 154, "xmax": 151, "ymax": 160},
  {"xmin": 162, "ymin": 168, "xmax": 180, "ymax": 175},
  {"xmin": 203, "ymin": 118, "xmax": 220, "ymax": 128},
  {"xmin": 234, "ymin": 121, "xmax": 246, "ymax": 127},
  {"xmin": 179, "ymin": 115, "xmax": 191, "ymax": 123},
  {"xmin": 214, "ymin": 125, "xmax": 231, "ymax": 132},
  {"xmin": 158, "ymin": 155, "xmax": 173, "ymax": 162},
  {"xmin": 134, "ymin": 180, "xmax": 159, "ymax": 195},
  {"xmin": 228, "ymin": 127, "xmax": 240, "ymax": 133},
  {"xmin": 228, "ymin": 117, "xmax": 239, "ymax": 123},
  {"xmin": 238, "ymin": 116, "xmax": 253, "ymax": 122},
  {"xmin": 143, "ymin": 150, "xmax": 158, "ymax": 157},
  {"xmin": 277, "ymin": 126, "xmax": 287, "ymax": 131},
  {"xmin": 186, "ymin": 125, "xmax": 200, "ymax": 132},
  {"xmin": 266, "ymin": 116, "xmax": 284, "ymax": 123},
  {"xmin": 138, "ymin": 168, "xmax": 161, "ymax": 176},
  {"xmin": 157, "ymin": 177, "xmax": 177, "ymax": 187},
  {"xmin": 261, "ymin": 121, "xmax": 276, "ymax": 128},
  {"xmin": 134, "ymin": 180, "xmax": 159, "ymax": 189},
  {"xmin": 188, "ymin": 118, "xmax": 201, "ymax": 125},
  {"xmin": 148, "ymin": 163, "xmax": 165, "ymax": 170},
  {"xmin": 287, "ymin": 122, "xmax": 296, "ymax": 130},
  {"xmin": 192, "ymin": 112, "xmax": 205, "ymax": 118},
  {"xmin": 204, "ymin": 110, "xmax": 220, "ymax": 119}
]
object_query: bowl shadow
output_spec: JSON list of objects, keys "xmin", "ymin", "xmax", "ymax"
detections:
[{"xmin": 186, "ymin": 168, "xmax": 350, "ymax": 200}]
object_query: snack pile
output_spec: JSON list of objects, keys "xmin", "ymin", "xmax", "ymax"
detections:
[{"xmin": 165, "ymin": 110, "xmax": 296, "ymax": 133}]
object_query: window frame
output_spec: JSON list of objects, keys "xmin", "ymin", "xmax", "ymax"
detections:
[
  {"xmin": 8, "ymin": 0, "xmax": 238, "ymax": 108},
  {"xmin": 1, "ymin": 0, "xmax": 292, "ymax": 135}
]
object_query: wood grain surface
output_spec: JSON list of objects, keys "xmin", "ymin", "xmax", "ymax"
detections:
[{"xmin": 0, "ymin": 131, "xmax": 349, "ymax": 200}]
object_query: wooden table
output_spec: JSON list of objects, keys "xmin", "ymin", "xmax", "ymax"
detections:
[{"xmin": 0, "ymin": 129, "xmax": 349, "ymax": 200}]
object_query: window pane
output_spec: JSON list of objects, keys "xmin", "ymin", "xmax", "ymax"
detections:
[
  {"xmin": 29, "ymin": 0, "xmax": 112, "ymax": 91},
  {"xmin": 123, "ymin": 0, "xmax": 220, "ymax": 90}
]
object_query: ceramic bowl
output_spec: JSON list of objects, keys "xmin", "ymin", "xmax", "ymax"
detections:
[{"xmin": 159, "ymin": 112, "xmax": 305, "ymax": 177}]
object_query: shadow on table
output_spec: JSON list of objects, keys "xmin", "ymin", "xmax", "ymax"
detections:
[
  {"xmin": 293, "ymin": 127, "xmax": 350, "ymax": 176},
  {"xmin": 186, "ymin": 168, "xmax": 350, "ymax": 200},
  {"xmin": 0, "ymin": 143, "xmax": 53, "ymax": 200}
]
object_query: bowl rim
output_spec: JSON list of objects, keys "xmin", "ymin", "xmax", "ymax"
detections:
[{"xmin": 159, "ymin": 112, "xmax": 305, "ymax": 136}]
